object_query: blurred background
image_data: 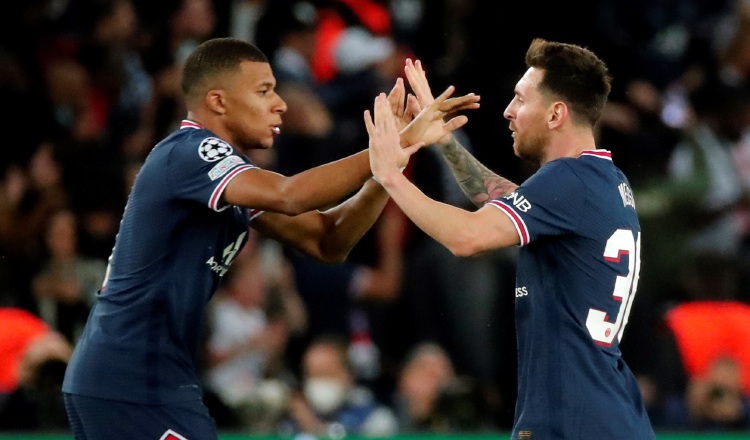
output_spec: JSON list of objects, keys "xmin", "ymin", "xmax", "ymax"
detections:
[{"xmin": 1, "ymin": 0, "xmax": 750, "ymax": 436}]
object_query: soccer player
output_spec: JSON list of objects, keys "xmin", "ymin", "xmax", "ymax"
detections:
[
  {"xmin": 370, "ymin": 39, "xmax": 656, "ymax": 439},
  {"xmin": 61, "ymin": 37, "xmax": 479, "ymax": 440}
]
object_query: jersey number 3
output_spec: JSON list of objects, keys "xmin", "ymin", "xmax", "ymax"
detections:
[{"xmin": 586, "ymin": 229, "xmax": 641, "ymax": 347}]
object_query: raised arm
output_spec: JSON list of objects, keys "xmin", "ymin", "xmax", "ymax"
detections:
[
  {"xmin": 252, "ymin": 177, "xmax": 389, "ymax": 262},
  {"xmin": 368, "ymin": 101, "xmax": 522, "ymax": 256},
  {"xmin": 223, "ymin": 75, "xmax": 481, "ymax": 215},
  {"xmin": 437, "ymin": 136, "xmax": 518, "ymax": 206},
  {"xmin": 252, "ymin": 92, "xmax": 417, "ymax": 263},
  {"xmin": 404, "ymin": 58, "xmax": 518, "ymax": 206}
]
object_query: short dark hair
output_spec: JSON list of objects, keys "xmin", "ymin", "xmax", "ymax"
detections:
[
  {"xmin": 306, "ymin": 334, "xmax": 353, "ymax": 374},
  {"xmin": 181, "ymin": 38, "xmax": 269, "ymax": 98},
  {"xmin": 524, "ymin": 38, "xmax": 612, "ymax": 126}
]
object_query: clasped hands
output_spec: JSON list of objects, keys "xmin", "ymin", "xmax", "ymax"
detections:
[{"xmin": 365, "ymin": 59, "xmax": 480, "ymax": 185}]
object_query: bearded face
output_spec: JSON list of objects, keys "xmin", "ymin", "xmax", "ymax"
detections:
[
  {"xmin": 513, "ymin": 118, "xmax": 549, "ymax": 166},
  {"xmin": 504, "ymin": 67, "xmax": 552, "ymax": 167}
]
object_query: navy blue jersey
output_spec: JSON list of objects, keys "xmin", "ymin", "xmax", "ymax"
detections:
[
  {"xmin": 63, "ymin": 120, "xmax": 262, "ymax": 404},
  {"xmin": 488, "ymin": 150, "xmax": 654, "ymax": 440}
]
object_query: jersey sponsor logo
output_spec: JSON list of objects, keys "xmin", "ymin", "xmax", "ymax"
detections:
[
  {"xmin": 206, "ymin": 256, "xmax": 231, "ymax": 276},
  {"xmin": 208, "ymin": 155, "xmax": 244, "ymax": 180},
  {"xmin": 618, "ymin": 182, "xmax": 635, "ymax": 209},
  {"xmin": 518, "ymin": 431, "xmax": 532, "ymax": 439},
  {"xmin": 159, "ymin": 429, "xmax": 189, "ymax": 440},
  {"xmin": 198, "ymin": 137, "xmax": 233, "ymax": 162},
  {"xmin": 205, "ymin": 231, "xmax": 247, "ymax": 277},
  {"xmin": 515, "ymin": 286, "xmax": 528, "ymax": 297},
  {"xmin": 503, "ymin": 191, "xmax": 532, "ymax": 212}
]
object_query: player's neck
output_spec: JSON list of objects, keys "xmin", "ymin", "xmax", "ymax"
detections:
[
  {"xmin": 184, "ymin": 111, "xmax": 206, "ymax": 130},
  {"xmin": 541, "ymin": 132, "xmax": 596, "ymax": 165},
  {"xmin": 185, "ymin": 111, "xmax": 229, "ymax": 141}
]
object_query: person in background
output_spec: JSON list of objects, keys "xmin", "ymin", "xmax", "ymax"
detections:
[
  {"xmin": 0, "ymin": 307, "xmax": 72, "ymax": 431},
  {"xmin": 281, "ymin": 335, "xmax": 398, "ymax": 437},
  {"xmin": 651, "ymin": 252, "xmax": 750, "ymax": 431},
  {"xmin": 61, "ymin": 37, "xmax": 479, "ymax": 440},
  {"xmin": 679, "ymin": 358, "xmax": 750, "ymax": 430},
  {"xmin": 394, "ymin": 342, "xmax": 455, "ymax": 431},
  {"xmin": 32, "ymin": 208, "xmax": 107, "ymax": 344},
  {"xmin": 369, "ymin": 40, "xmax": 655, "ymax": 439},
  {"xmin": 0, "ymin": 308, "xmax": 60, "ymax": 395},
  {"xmin": 393, "ymin": 342, "xmax": 492, "ymax": 433},
  {"xmin": 658, "ymin": 354, "xmax": 750, "ymax": 431},
  {"xmin": 0, "ymin": 142, "xmax": 69, "ymax": 312},
  {"xmin": 202, "ymin": 231, "xmax": 306, "ymax": 432}
]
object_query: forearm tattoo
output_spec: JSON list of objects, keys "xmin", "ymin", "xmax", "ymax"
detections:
[{"xmin": 440, "ymin": 137, "xmax": 519, "ymax": 207}]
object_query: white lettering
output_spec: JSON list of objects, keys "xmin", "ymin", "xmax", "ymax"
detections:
[
  {"xmin": 504, "ymin": 192, "xmax": 533, "ymax": 212},
  {"xmin": 618, "ymin": 183, "xmax": 635, "ymax": 209},
  {"xmin": 205, "ymin": 231, "xmax": 247, "ymax": 277}
]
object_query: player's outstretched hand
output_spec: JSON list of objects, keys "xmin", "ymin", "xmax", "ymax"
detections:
[
  {"xmin": 400, "ymin": 83, "xmax": 479, "ymax": 147},
  {"xmin": 386, "ymin": 77, "xmax": 410, "ymax": 133},
  {"xmin": 404, "ymin": 58, "xmax": 436, "ymax": 107},
  {"xmin": 366, "ymin": 93, "xmax": 424, "ymax": 183},
  {"xmin": 403, "ymin": 58, "xmax": 480, "ymax": 146}
]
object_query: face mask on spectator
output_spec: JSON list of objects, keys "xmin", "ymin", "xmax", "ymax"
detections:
[{"xmin": 304, "ymin": 378, "xmax": 347, "ymax": 414}]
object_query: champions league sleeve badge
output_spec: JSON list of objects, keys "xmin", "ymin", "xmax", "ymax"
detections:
[{"xmin": 198, "ymin": 137, "xmax": 234, "ymax": 162}]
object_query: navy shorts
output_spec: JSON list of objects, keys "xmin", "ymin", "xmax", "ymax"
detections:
[{"xmin": 63, "ymin": 393, "xmax": 218, "ymax": 440}]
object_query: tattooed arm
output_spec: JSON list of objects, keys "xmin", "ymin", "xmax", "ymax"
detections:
[
  {"xmin": 435, "ymin": 135, "xmax": 518, "ymax": 207},
  {"xmin": 403, "ymin": 58, "xmax": 518, "ymax": 207}
]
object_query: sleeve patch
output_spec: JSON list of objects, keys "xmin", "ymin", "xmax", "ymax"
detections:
[
  {"xmin": 208, "ymin": 155, "xmax": 245, "ymax": 180},
  {"xmin": 209, "ymin": 165, "xmax": 256, "ymax": 211},
  {"xmin": 198, "ymin": 137, "xmax": 234, "ymax": 162}
]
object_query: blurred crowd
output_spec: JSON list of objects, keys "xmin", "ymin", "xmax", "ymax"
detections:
[{"xmin": 1, "ymin": 0, "xmax": 750, "ymax": 435}]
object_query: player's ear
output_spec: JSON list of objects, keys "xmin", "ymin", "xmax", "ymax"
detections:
[
  {"xmin": 548, "ymin": 101, "xmax": 566, "ymax": 129},
  {"xmin": 206, "ymin": 90, "xmax": 227, "ymax": 115}
]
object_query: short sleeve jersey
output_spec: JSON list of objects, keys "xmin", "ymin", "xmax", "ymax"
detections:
[
  {"xmin": 488, "ymin": 150, "xmax": 654, "ymax": 440},
  {"xmin": 63, "ymin": 120, "xmax": 262, "ymax": 404}
]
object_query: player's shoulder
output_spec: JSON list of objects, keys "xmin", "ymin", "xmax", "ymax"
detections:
[
  {"xmin": 551, "ymin": 150, "xmax": 619, "ymax": 181},
  {"xmin": 555, "ymin": 150, "xmax": 613, "ymax": 171},
  {"xmin": 529, "ymin": 156, "xmax": 586, "ymax": 188},
  {"xmin": 157, "ymin": 123, "xmax": 241, "ymax": 169}
]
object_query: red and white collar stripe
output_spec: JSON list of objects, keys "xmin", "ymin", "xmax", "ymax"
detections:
[
  {"xmin": 180, "ymin": 120, "xmax": 203, "ymax": 130},
  {"xmin": 578, "ymin": 149, "xmax": 612, "ymax": 160}
]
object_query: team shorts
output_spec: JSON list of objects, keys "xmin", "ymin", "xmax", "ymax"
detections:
[{"xmin": 63, "ymin": 393, "xmax": 218, "ymax": 440}]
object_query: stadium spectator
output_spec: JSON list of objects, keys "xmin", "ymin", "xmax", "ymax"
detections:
[
  {"xmin": 203, "ymin": 232, "xmax": 306, "ymax": 431},
  {"xmin": 650, "ymin": 252, "xmax": 750, "ymax": 431},
  {"xmin": 0, "ymin": 308, "xmax": 55, "ymax": 395},
  {"xmin": 635, "ymin": 75, "xmax": 750, "ymax": 305},
  {"xmin": 0, "ymin": 318, "xmax": 72, "ymax": 431},
  {"xmin": 280, "ymin": 334, "xmax": 398, "ymax": 437},
  {"xmin": 671, "ymin": 357, "xmax": 750, "ymax": 431},
  {"xmin": 32, "ymin": 208, "xmax": 107, "ymax": 344},
  {"xmin": 392, "ymin": 342, "xmax": 494, "ymax": 432},
  {"xmin": 0, "ymin": 142, "xmax": 69, "ymax": 311}
]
